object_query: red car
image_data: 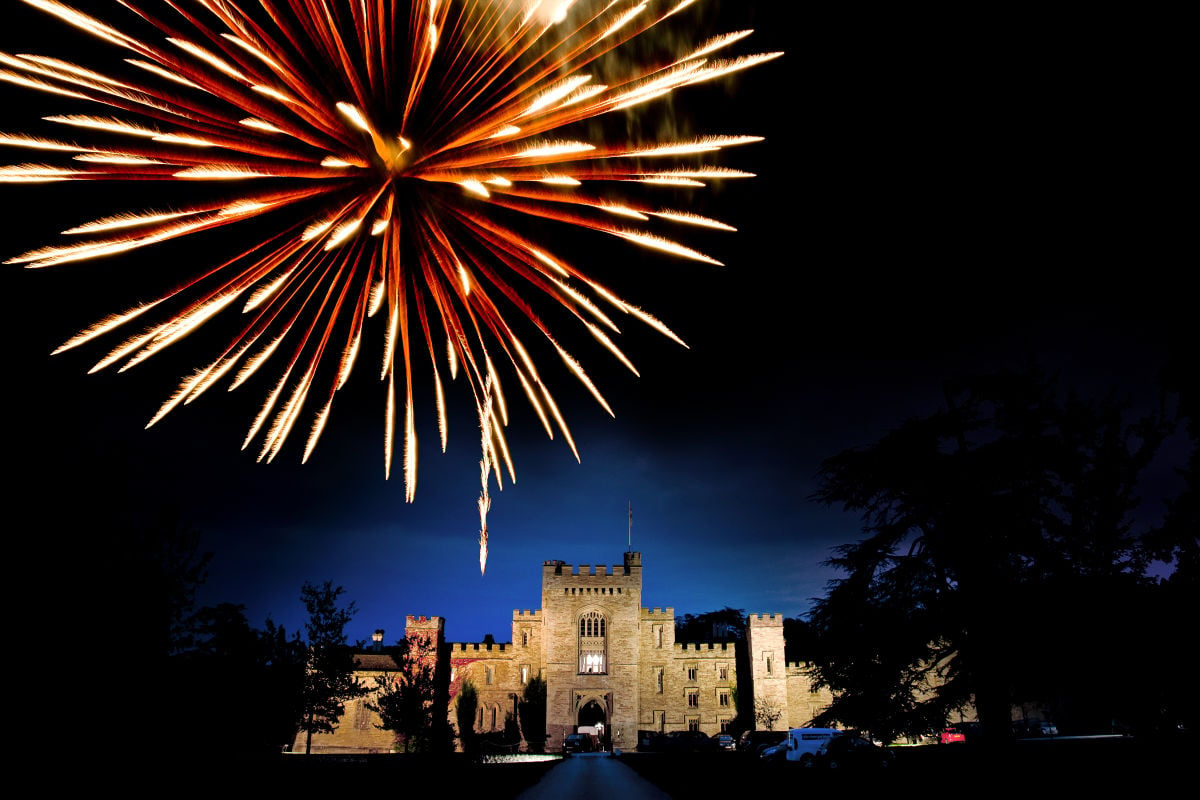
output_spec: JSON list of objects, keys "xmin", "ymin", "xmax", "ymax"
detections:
[{"xmin": 940, "ymin": 727, "xmax": 967, "ymax": 744}]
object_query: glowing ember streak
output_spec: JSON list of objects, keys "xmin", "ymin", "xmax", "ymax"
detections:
[
  {"xmin": 2, "ymin": 0, "xmax": 778, "ymax": 567},
  {"xmin": 515, "ymin": 141, "xmax": 596, "ymax": 159}
]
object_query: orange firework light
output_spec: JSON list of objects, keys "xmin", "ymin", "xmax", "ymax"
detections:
[{"xmin": 1, "ymin": 0, "xmax": 780, "ymax": 572}]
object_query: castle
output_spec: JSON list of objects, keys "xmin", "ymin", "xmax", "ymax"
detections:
[{"xmin": 297, "ymin": 551, "xmax": 833, "ymax": 754}]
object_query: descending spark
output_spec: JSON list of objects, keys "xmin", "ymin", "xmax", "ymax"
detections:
[{"xmin": 2, "ymin": 0, "xmax": 779, "ymax": 565}]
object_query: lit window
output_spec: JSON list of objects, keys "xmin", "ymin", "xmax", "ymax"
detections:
[
  {"xmin": 578, "ymin": 611, "xmax": 607, "ymax": 674},
  {"xmin": 521, "ymin": 666, "xmax": 529, "ymax": 684}
]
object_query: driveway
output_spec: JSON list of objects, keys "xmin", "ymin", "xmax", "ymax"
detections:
[{"xmin": 516, "ymin": 753, "xmax": 672, "ymax": 800}]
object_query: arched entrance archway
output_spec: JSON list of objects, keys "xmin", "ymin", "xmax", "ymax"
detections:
[{"xmin": 578, "ymin": 698, "xmax": 608, "ymax": 748}]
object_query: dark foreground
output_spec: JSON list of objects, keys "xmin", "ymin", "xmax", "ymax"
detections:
[{"xmin": 138, "ymin": 736, "xmax": 1189, "ymax": 794}]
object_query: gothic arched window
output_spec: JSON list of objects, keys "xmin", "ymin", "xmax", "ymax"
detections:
[{"xmin": 578, "ymin": 611, "xmax": 607, "ymax": 674}]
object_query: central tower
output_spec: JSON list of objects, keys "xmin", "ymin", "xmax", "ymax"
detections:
[{"xmin": 540, "ymin": 551, "xmax": 643, "ymax": 751}]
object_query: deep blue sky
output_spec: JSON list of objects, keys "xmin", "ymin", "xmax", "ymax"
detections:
[{"xmin": 3, "ymin": 3, "xmax": 1188, "ymax": 648}]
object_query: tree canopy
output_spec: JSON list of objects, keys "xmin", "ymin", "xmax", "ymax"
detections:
[
  {"xmin": 297, "ymin": 580, "xmax": 369, "ymax": 753},
  {"xmin": 805, "ymin": 367, "xmax": 1181, "ymax": 742},
  {"xmin": 368, "ymin": 633, "xmax": 443, "ymax": 752}
]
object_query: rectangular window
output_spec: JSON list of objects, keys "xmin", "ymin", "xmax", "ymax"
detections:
[
  {"xmin": 687, "ymin": 691, "xmax": 699, "ymax": 707},
  {"xmin": 687, "ymin": 667, "xmax": 697, "ymax": 681},
  {"xmin": 521, "ymin": 665, "xmax": 529, "ymax": 684},
  {"xmin": 720, "ymin": 719, "xmax": 730, "ymax": 733},
  {"xmin": 688, "ymin": 718, "xmax": 700, "ymax": 732},
  {"xmin": 719, "ymin": 666, "xmax": 728, "ymax": 681},
  {"xmin": 486, "ymin": 666, "xmax": 494, "ymax": 685},
  {"xmin": 654, "ymin": 624, "xmax": 663, "ymax": 648},
  {"xmin": 656, "ymin": 667, "xmax": 664, "ymax": 694},
  {"xmin": 719, "ymin": 692, "xmax": 730, "ymax": 707}
]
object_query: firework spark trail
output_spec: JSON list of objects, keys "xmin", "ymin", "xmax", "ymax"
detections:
[{"xmin": 2, "ymin": 0, "xmax": 780, "ymax": 563}]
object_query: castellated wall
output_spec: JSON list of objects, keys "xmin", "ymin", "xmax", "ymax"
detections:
[
  {"xmin": 637, "ymin": 607, "xmax": 736, "ymax": 736},
  {"xmin": 786, "ymin": 661, "xmax": 834, "ymax": 729}
]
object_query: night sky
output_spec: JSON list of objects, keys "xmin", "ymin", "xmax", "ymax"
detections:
[{"xmin": 3, "ymin": 3, "xmax": 1188, "ymax": 649}]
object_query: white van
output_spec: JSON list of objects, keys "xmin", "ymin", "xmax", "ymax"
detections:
[{"xmin": 783, "ymin": 728, "xmax": 842, "ymax": 761}]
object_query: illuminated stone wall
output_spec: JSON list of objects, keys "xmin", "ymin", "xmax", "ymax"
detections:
[
  {"xmin": 785, "ymin": 661, "xmax": 835, "ymax": 729},
  {"xmin": 298, "ymin": 553, "xmax": 827, "ymax": 755}
]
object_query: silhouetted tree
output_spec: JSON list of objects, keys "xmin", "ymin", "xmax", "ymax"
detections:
[
  {"xmin": 368, "ymin": 633, "xmax": 440, "ymax": 752},
  {"xmin": 297, "ymin": 581, "xmax": 369, "ymax": 754},
  {"xmin": 807, "ymin": 368, "xmax": 1172, "ymax": 743},
  {"xmin": 170, "ymin": 603, "xmax": 306, "ymax": 758},
  {"xmin": 518, "ymin": 676, "xmax": 547, "ymax": 752},
  {"xmin": 675, "ymin": 607, "xmax": 745, "ymax": 642},
  {"xmin": 456, "ymin": 679, "xmax": 480, "ymax": 755}
]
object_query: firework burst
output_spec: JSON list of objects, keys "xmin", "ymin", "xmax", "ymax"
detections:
[{"xmin": 1, "ymin": 0, "xmax": 780, "ymax": 572}]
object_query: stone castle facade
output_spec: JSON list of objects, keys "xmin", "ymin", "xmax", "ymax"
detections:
[{"xmin": 298, "ymin": 551, "xmax": 833, "ymax": 754}]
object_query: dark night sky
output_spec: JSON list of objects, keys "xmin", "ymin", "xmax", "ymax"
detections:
[{"xmin": 2, "ymin": 3, "xmax": 1188, "ymax": 648}]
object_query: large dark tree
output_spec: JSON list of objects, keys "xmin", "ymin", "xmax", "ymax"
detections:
[
  {"xmin": 806, "ymin": 368, "xmax": 1171, "ymax": 743},
  {"xmin": 171, "ymin": 604, "xmax": 307, "ymax": 758},
  {"xmin": 297, "ymin": 581, "xmax": 369, "ymax": 754},
  {"xmin": 456, "ymin": 679, "xmax": 480, "ymax": 755},
  {"xmin": 368, "ymin": 633, "xmax": 441, "ymax": 752},
  {"xmin": 518, "ymin": 676, "xmax": 547, "ymax": 753}
]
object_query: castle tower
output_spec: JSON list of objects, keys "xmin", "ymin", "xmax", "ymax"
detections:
[
  {"xmin": 539, "ymin": 551, "xmax": 643, "ymax": 751},
  {"xmin": 747, "ymin": 614, "xmax": 789, "ymax": 730}
]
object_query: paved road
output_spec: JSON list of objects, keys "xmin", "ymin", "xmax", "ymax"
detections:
[{"xmin": 516, "ymin": 753, "xmax": 671, "ymax": 800}]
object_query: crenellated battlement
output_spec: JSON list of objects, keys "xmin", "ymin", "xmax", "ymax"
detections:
[
  {"xmin": 674, "ymin": 642, "xmax": 733, "ymax": 652},
  {"xmin": 542, "ymin": 551, "xmax": 643, "ymax": 580},
  {"xmin": 405, "ymin": 615, "xmax": 445, "ymax": 633},
  {"xmin": 449, "ymin": 641, "xmax": 509, "ymax": 653},
  {"xmin": 747, "ymin": 612, "xmax": 784, "ymax": 626},
  {"xmin": 640, "ymin": 607, "xmax": 675, "ymax": 617},
  {"xmin": 512, "ymin": 609, "xmax": 542, "ymax": 619}
]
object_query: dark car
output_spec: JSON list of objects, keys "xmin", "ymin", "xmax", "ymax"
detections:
[
  {"xmin": 738, "ymin": 729, "xmax": 788, "ymax": 757},
  {"xmin": 759, "ymin": 742, "xmax": 787, "ymax": 763},
  {"xmin": 664, "ymin": 730, "xmax": 721, "ymax": 752},
  {"xmin": 799, "ymin": 735, "xmax": 895, "ymax": 769},
  {"xmin": 1012, "ymin": 719, "xmax": 1058, "ymax": 738},
  {"xmin": 562, "ymin": 733, "xmax": 598, "ymax": 754}
]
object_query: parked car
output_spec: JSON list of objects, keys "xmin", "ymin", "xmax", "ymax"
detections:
[
  {"xmin": 638, "ymin": 730, "xmax": 666, "ymax": 752},
  {"xmin": 562, "ymin": 732, "xmax": 598, "ymax": 754},
  {"xmin": 739, "ymin": 729, "xmax": 788, "ymax": 757},
  {"xmin": 664, "ymin": 730, "xmax": 721, "ymax": 752},
  {"xmin": 799, "ymin": 735, "xmax": 895, "ymax": 769},
  {"xmin": 940, "ymin": 726, "xmax": 967, "ymax": 744},
  {"xmin": 759, "ymin": 742, "xmax": 787, "ymax": 763},
  {"xmin": 716, "ymin": 734, "xmax": 736, "ymax": 751},
  {"xmin": 1012, "ymin": 719, "xmax": 1058, "ymax": 738}
]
